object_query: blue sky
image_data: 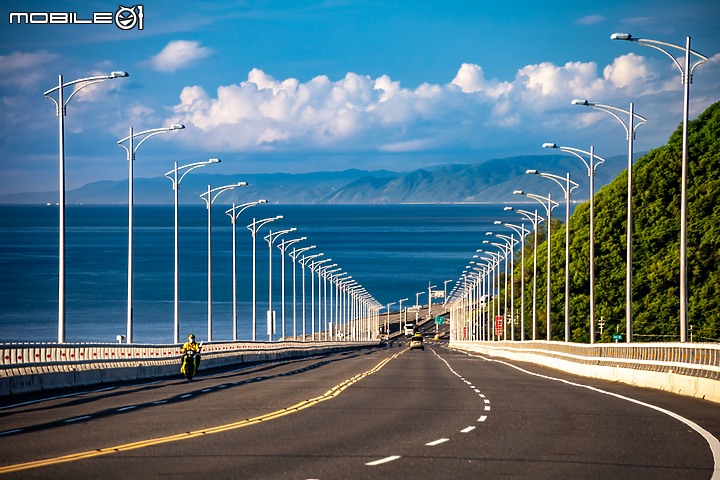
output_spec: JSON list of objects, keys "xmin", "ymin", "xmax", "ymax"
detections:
[{"xmin": 1, "ymin": 0, "xmax": 719, "ymax": 195}]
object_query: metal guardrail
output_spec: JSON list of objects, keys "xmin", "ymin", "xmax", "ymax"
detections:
[
  {"xmin": 0, "ymin": 340, "xmax": 376, "ymax": 376},
  {"xmin": 451, "ymin": 341, "xmax": 720, "ymax": 381}
]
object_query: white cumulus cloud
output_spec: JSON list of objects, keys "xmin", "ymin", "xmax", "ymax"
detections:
[
  {"xmin": 148, "ymin": 40, "xmax": 213, "ymax": 72},
  {"xmin": 164, "ymin": 54, "xmax": 720, "ymax": 156}
]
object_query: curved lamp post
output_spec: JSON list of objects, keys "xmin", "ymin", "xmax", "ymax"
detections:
[
  {"xmin": 225, "ymin": 199, "xmax": 267, "ymax": 341},
  {"xmin": 514, "ymin": 190, "xmax": 559, "ymax": 341},
  {"xmin": 495, "ymin": 221, "xmax": 530, "ymax": 340},
  {"xmin": 526, "ymin": 170, "xmax": 579, "ymax": 342},
  {"xmin": 117, "ymin": 123, "xmax": 185, "ymax": 344},
  {"xmin": 310, "ymin": 258, "xmax": 333, "ymax": 340},
  {"xmin": 477, "ymin": 249, "xmax": 503, "ymax": 340},
  {"xmin": 571, "ymin": 101, "xmax": 646, "ymax": 343},
  {"xmin": 264, "ymin": 227, "xmax": 297, "ymax": 341},
  {"xmin": 165, "ymin": 158, "xmax": 220, "ymax": 344},
  {"xmin": 298, "ymin": 251, "xmax": 322, "ymax": 341},
  {"xmin": 277, "ymin": 236, "xmax": 306, "ymax": 339},
  {"xmin": 318, "ymin": 264, "xmax": 339, "ymax": 340},
  {"xmin": 289, "ymin": 245, "xmax": 316, "ymax": 340},
  {"xmin": 505, "ymin": 207, "xmax": 544, "ymax": 340},
  {"xmin": 611, "ymin": 33, "xmax": 709, "ymax": 343},
  {"xmin": 200, "ymin": 182, "xmax": 248, "ymax": 341},
  {"xmin": 247, "ymin": 216, "xmax": 282, "ymax": 341},
  {"xmin": 44, "ymin": 70, "xmax": 128, "ymax": 343},
  {"xmin": 542, "ymin": 144, "xmax": 605, "ymax": 343}
]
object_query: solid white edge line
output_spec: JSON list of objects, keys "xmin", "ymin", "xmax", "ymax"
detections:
[
  {"xmin": 365, "ymin": 455, "xmax": 401, "ymax": 466},
  {"xmin": 426, "ymin": 438, "xmax": 450, "ymax": 446},
  {"xmin": 464, "ymin": 350, "xmax": 720, "ymax": 480}
]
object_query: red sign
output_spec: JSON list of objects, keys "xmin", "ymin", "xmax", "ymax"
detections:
[{"xmin": 495, "ymin": 316, "xmax": 503, "ymax": 337}]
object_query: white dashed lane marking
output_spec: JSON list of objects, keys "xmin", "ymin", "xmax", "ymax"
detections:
[
  {"xmin": 426, "ymin": 438, "xmax": 450, "ymax": 446},
  {"xmin": 366, "ymin": 455, "xmax": 401, "ymax": 466}
]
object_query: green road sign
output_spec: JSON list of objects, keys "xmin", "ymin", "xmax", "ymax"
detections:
[{"xmin": 435, "ymin": 315, "xmax": 445, "ymax": 325}]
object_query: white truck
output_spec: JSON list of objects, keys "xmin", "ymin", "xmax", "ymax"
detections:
[{"xmin": 404, "ymin": 321, "xmax": 416, "ymax": 337}]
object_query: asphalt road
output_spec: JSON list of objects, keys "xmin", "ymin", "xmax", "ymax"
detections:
[{"xmin": 1, "ymin": 337, "xmax": 718, "ymax": 479}]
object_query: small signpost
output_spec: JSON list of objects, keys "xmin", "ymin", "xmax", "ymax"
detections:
[{"xmin": 495, "ymin": 316, "xmax": 503, "ymax": 337}]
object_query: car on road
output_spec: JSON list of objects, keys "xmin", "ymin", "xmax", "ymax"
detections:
[{"xmin": 409, "ymin": 333, "xmax": 424, "ymax": 350}]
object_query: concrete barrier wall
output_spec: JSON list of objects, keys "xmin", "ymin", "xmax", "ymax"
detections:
[
  {"xmin": 0, "ymin": 341, "xmax": 377, "ymax": 396},
  {"xmin": 451, "ymin": 340, "xmax": 720, "ymax": 404}
]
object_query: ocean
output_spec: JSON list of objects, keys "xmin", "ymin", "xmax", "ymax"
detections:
[{"xmin": 0, "ymin": 203, "xmax": 543, "ymax": 344}]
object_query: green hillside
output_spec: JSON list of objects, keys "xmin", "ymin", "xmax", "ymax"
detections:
[{"xmin": 514, "ymin": 101, "xmax": 720, "ymax": 343}]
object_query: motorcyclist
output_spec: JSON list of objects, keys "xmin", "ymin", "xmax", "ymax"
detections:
[{"xmin": 181, "ymin": 334, "xmax": 201, "ymax": 376}]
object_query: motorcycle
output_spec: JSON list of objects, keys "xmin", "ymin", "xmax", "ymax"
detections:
[{"xmin": 180, "ymin": 347, "xmax": 201, "ymax": 380}]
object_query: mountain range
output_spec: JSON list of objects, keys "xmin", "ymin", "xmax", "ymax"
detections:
[{"xmin": 0, "ymin": 154, "xmax": 630, "ymax": 205}]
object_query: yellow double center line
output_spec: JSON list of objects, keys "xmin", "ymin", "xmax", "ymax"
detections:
[{"xmin": 0, "ymin": 349, "xmax": 405, "ymax": 474}]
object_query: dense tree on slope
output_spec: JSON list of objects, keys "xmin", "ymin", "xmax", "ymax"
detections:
[{"xmin": 513, "ymin": 101, "xmax": 720, "ymax": 342}]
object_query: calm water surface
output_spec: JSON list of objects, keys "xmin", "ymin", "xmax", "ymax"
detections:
[{"xmin": 0, "ymin": 204, "xmax": 535, "ymax": 343}]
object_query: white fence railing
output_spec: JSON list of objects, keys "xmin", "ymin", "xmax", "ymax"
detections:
[
  {"xmin": 450, "ymin": 341, "xmax": 720, "ymax": 380},
  {"xmin": 0, "ymin": 340, "xmax": 376, "ymax": 377}
]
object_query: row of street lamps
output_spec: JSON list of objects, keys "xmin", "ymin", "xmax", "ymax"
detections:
[
  {"xmin": 44, "ymin": 72, "xmax": 380, "ymax": 344},
  {"xmin": 448, "ymin": 33, "xmax": 709, "ymax": 344}
]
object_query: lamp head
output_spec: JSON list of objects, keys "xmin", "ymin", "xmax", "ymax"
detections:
[
  {"xmin": 275, "ymin": 215, "xmax": 283, "ymax": 220},
  {"xmin": 542, "ymin": 143, "xmax": 558, "ymax": 149},
  {"xmin": 208, "ymin": 158, "xmax": 221, "ymax": 163},
  {"xmin": 493, "ymin": 220, "xmax": 502, "ymax": 225},
  {"xmin": 258, "ymin": 199, "xmax": 268, "ymax": 204},
  {"xmin": 110, "ymin": 71, "xmax": 129, "ymax": 78},
  {"xmin": 170, "ymin": 124, "xmax": 185, "ymax": 130},
  {"xmin": 526, "ymin": 169, "xmax": 539, "ymax": 175},
  {"xmin": 571, "ymin": 99, "xmax": 592, "ymax": 106},
  {"xmin": 513, "ymin": 190, "xmax": 524, "ymax": 195},
  {"xmin": 482, "ymin": 240, "xmax": 490, "ymax": 244},
  {"xmin": 236, "ymin": 181, "xmax": 248, "ymax": 187},
  {"xmin": 504, "ymin": 206, "xmax": 513, "ymax": 211},
  {"xmin": 610, "ymin": 33, "xmax": 633, "ymax": 41}
]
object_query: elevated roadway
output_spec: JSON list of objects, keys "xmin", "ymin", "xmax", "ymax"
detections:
[{"xmin": 0, "ymin": 335, "xmax": 718, "ymax": 479}]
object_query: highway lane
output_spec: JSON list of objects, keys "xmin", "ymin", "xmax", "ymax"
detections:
[{"xmin": 0, "ymin": 341, "xmax": 718, "ymax": 479}]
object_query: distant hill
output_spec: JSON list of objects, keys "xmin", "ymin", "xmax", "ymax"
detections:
[{"xmin": 0, "ymin": 154, "xmax": 629, "ymax": 205}]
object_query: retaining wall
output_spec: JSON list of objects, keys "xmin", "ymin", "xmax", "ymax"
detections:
[
  {"xmin": 451, "ymin": 340, "xmax": 720, "ymax": 404},
  {"xmin": 0, "ymin": 341, "xmax": 377, "ymax": 396}
]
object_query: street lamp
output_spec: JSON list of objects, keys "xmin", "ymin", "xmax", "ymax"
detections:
[
  {"xmin": 443, "ymin": 280, "xmax": 452, "ymax": 308},
  {"xmin": 611, "ymin": 33, "xmax": 709, "ymax": 342},
  {"xmin": 505, "ymin": 207, "xmax": 544, "ymax": 340},
  {"xmin": 514, "ymin": 190, "xmax": 559, "ymax": 341},
  {"xmin": 318, "ymin": 264, "xmax": 339, "ymax": 340},
  {"xmin": 264, "ymin": 227, "xmax": 297, "ymax": 341},
  {"xmin": 200, "ymin": 182, "xmax": 248, "ymax": 341},
  {"xmin": 44, "ymin": 70, "xmax": 128, "ymax": 343},
  {"xmin": 225, "ymin": 199, "xmax": 267, "ymax": 341},
  {"xmin": 298, "ymin": 252, "xmax": 323, "ymax": 341},
  {"xmin": 289, "ymin": 245, "xmax": 316, "ymax": 340},
  {"xmin": 385, "ymin": 302, "xmax": 396, "ymax": 338},
  {"xmin": 398, "ymin": 297, "xmax": 409, "ymax": 333},
  {"xmin": 428, "ymin": 283, "xmax": 437, "ymax": 320},
  {"xmin": 572, "ymin": 100, "xmax": 646, "ymax": 343},
  {"xmin": 277, "ymin": 236, "xmax": 306, "ymax": 339},
  {"xmin": 542, "ymin": 144, "xmax": 605, "ymax": 343},
  {"xmin": 310, "ymin": 258, "xmax": 333, "ymax": 340},
  {"xmin": 483, "ymin": 239, "xmax": 512, "ymax": 340},
  {"xmin": 495, "ymin": 220, "xmax": 530, "ymax": 341},
  {"xmin": 117, "ymin": 123, "xmax": 185, "ymax": 344},
  {"xmin": 526, "ymin": 169, "xmax": 579, "ymax": 342},
  {"xmin": 247, "ymin": 216, "xmax": 282, "ymax": 341},
  {"xmin": 165, "ymin": 158, "xmax": 221, "ymax": 344}
]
